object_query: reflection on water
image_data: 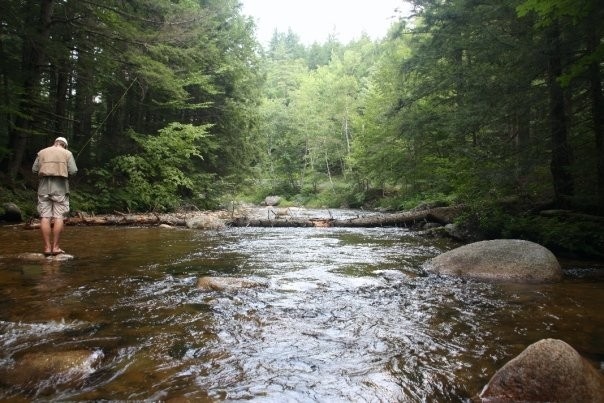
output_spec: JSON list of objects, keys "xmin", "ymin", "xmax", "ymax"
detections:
[{"xmin": 0, "ymin": 224, "xmax": 602, "ymax": 401}]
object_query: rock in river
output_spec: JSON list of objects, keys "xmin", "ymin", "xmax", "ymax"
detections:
[
  {"xmin": 17, "ymin": 252, "xmax": 75, "ymax": 261},
  {"xmin": 197, "ymin": 276, "xmax": 266, "ymax": 291},
  {"xmin": 185, "ymin": 214, "xmax": 225, "ymax": 230},
  {"xmin": 479, "ymin": 339, "xmax": 604, "ymax": 402},
  {"xmin": 423, "ymin": 239, "xmax": 562, "ymax": 283},
  {"xmin": 264, "ymin": 195, "xmax": 281, "ymax": 206},
  {"xmin": 4, "ymin": 349, "xmax": 103, "ymax": 388}
]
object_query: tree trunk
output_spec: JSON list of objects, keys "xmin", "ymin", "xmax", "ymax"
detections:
[
  {"xmin": 8, "ymin": 0, "xmax": 55, "ymax": 181},
  {"xmin": 24, "ymin": 206, "xmax": 465, "ymax": 230},
  {"xmin": 53, "ymin": 49, "xmax": 70, "ymax": 138},
  {"xmin": 587, "ymin": 31, "xmax": 604, "ymax": 214},
  {"xmin": 546, "ymin": 24, "xmax": 574, "ymax": 208},
  {"xmin": 73, "ymin": 39, "xmax": 95, "ymax": 165},
  {"xmin": 515, "ymin": 112, "xmax": 531, "ymax": 178},
  {"xmin": 99, "ymin": 83, "xmax": 126, "ymax": 162},
  {"xmin": 0, "ymin": 39, "xmax": 11, "ymax": 157},
  {"xmin": 324, "ymin": 147, "xmax": 335, "ymax": 193}
]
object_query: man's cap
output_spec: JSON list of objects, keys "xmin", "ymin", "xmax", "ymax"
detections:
[{"xmin": 55, "ymin": 137, "xmax": 68, "ymax": 147}]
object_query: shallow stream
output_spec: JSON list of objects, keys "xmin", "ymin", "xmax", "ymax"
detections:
[{"xmin": 0, "ymin": 217, "xmax": 603, "ymax": 401}]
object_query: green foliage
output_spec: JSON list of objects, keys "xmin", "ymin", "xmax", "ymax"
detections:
[
  {"xmin": 457, "ymin": 203, "xmax": 511, "ymax": 240},
  {"xmin": 456, "ymin": 199, "xmax": 604, "ymax": 259},
  {"xmin": 517, "ymin": 0, "xmax": 591, "ymax": 25},
  {"xmin": 88, "ymin": 123, "xmax": 217, "ymax": 212},
  {"xmin": 301, "ymin": 180, "xmax": 361, "ymax": 209},
  {"xmin": 502, "ymin": 215, "xmax": 604, "ymax": 259},
  {"xmin": 0, "ymin": 186, "xmax": 36, "ymax": 218},
  {"xmin": 1, "ymin": 0, "xmax": 260, "ymax": 209},
  {"xmin": 253, "ymin": 32, "xmax": 379, "ymax": 208},
  {"xmin": 516, "ymin": 0, "xmax": 604, "ymax": 86}
]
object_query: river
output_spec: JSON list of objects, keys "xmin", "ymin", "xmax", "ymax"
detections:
[{"xmin": 0, "ymin": 219, "xmax": 603, "ymax": 401}]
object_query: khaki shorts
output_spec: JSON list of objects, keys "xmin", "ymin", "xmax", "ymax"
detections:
[{"xmin": 37, "ymin": 194, "xmax": 70, "ymax": 219}]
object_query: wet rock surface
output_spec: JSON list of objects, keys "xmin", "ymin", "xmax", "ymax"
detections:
[
  {"xmin": 17, "ymin": 252, "xmax": 75, "ymax": 261},
  {"xmin": 423, "ymin": 239, "xmax": 563, "ymax": 283},
  {"xmin": 197, "ymin": 276, "xmax": 267, "ymax": 291},
  {"xmin": 480, "ymin": 338, "xmax": 604, "ymax": 402},
  {"xmin": 3, "ymin": 349, "xmax": 103, "ymax": 389}
]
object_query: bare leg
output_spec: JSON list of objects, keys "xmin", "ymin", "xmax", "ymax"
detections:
[
  {"xmin": 52, "ymin": 218, "xmax": 64, "ymax": 254},
  {"xmin": 40, "ymin": 218, "xmax": 52, "ymax": 254}
]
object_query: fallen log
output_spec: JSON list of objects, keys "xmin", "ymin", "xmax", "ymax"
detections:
[
  {"xmin": 23, "ymin": 206, "xmax": 465, "ymax": 229},
  {"xmin": 228, "ymin": 217, "xmax": 318, "ymax": 227},
  {"xmin": 227, "ymin": 206, "xmax": 464, "ymax": 228},
  {"xmin": 25, "ymin": 212, "xmax": 188, "ymax": 229}
]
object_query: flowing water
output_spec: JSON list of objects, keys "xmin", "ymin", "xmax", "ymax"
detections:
[{"xmin": 0, "ymin": 216, "xmax": 603, "ymax": 402}]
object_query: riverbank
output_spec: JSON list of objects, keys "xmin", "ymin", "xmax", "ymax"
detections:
[{"xmin": 15, "ymin": 202, "xmax": 602, "ymax": 260}]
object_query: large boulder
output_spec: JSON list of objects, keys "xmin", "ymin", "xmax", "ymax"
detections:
[
  {"xmin": 185, "ymin": 214, "xmax": 224, "ymax": 230},
  {"xmin": 444, "ymin": 223, "xmax": 477, "ymax": 241},
  {"xmin": 479, "ymin": 339, "xmax": 604, "ymax": 402},
  {"xmin": 264, "ymin": 196, "xmax": 281, "ymax": 206},
  {"xmin": 423, "ymin": 239, "xmax": 562, "ymax": 283},
  {"xmin": 426, "ymin": 205, "xmax": 465, "ymax": 224},
  {"xmin": 1, "ymin": 202, "xmax": 22, "ymax": 222}
]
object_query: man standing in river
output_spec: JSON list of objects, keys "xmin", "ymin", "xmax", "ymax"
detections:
[{"xmin": 32, "ymin": 137, "xmax": 78, "ymax": 256}]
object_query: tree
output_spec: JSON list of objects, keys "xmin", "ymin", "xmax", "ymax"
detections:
[
  {"xmin": 254, "ymin": 34, "xmax": 377, "ymax": 200},
  {"xmin": 0, "ymin": 0, "xmax": 261, "ymax": 211},
  {"xmin": 254, "ymin": 55, "xmax": 308, "ymax": 194},
  {"xmin": 5, "ymin": 0, "xmax": 54, "ymax": 181},
  {"xmin": 107, "ymin": 122, "xmax": 216, "ymax": 211},
  {"xmin": 518, "ymin": 0, "xmax": 604, "ymax": 210}
]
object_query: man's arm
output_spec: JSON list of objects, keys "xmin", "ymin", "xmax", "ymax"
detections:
[
  {"xmin": 67, "ymin": 153, "xmax": 77, "ymax": 176},
  {"xmin": 32, "ymin": 155, "xmax": 40, "ymax": 174}
]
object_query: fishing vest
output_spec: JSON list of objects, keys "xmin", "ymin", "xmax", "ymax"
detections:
[{"xmin": 37, "ymin": 146, "xmax": 71, "ymax": 178}]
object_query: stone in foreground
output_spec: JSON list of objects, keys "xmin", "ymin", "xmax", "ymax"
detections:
[
  {"xmin": 479, "ymin": 338, "xmax": 604, "ymax": 402},
  {"xmin": 423, "ymin": 239, "xmax": 562, "ymax": 283},
  {"xmin": 5, "ymin": 349, "xmax": 103, "ymax": 387}
]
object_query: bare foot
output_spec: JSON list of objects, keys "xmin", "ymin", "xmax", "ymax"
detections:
[{"xmin": 52, "ymin": 248, "xmax": 65, "ymax": 255}]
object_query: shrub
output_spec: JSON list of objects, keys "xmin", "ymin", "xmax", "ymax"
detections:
[{"xmin": 87, "ymin": 122, "xmax": 218, "ymax": 212}]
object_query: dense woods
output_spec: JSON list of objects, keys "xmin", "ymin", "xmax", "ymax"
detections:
[
  {"xmin": 252, "ymin": 0, "xmax": 604, "ymax": 214},
  {"xmin": 1, "ymin": 0, "xmax": 603, "ymax": 255},
  {"xmin": 1, "ymin": 0, "xmax": 261, "ymax": 212}
]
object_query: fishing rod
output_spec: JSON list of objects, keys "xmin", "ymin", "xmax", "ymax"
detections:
[{"xmin": 76, "ymin": 76, "xmax": 139, "ymax": 161}]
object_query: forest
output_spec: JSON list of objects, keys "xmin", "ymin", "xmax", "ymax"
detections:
[{"xmin": 0, "ymin": 0, "xmax": 603, "ymax": 257}]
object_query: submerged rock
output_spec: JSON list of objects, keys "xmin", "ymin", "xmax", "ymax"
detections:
[
  {"xmin": 479, "ymin": 339, "xmax": 604, "ymax": 402},
  {"xmin": 197, "ymin": 276, "xmax": 266, "ymax": 291},
  {"xmin": 17, "ymin": 252, "xmax": 75, "ymax": 261},
  {"xmin": 5, "ymin": 349, "xmax": 103, "ymax": 387},
  {"xmin": 423, "ymin": 239, "xmax": 562, "ymax": 283}
]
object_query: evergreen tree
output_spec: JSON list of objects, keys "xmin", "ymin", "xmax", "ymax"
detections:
[{"xmin": 0, "ymin": 0, "xmax": 261, "ymax": 211}]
